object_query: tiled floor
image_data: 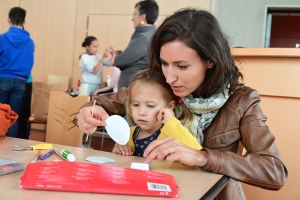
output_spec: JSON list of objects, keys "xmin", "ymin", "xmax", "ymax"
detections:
[{"xmin": 29, "ymin": 129, "xmax": 115, "ymax": 152}]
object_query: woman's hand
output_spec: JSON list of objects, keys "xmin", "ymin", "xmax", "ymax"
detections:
[
  {"xmin": 112, "ymin": 145, "xmax": 133, "ymax": 156},
  {"xmin": 102, "ymin": 48, "xmax": 112, "ymax": 59},
  {"xmin": 157, "ymin": 108, "xmax": 175, "ymax": 124},
  {"xmin": 91, "ymin": 90, "xmax": 99, "ymax": 96},
  {"xmin": 143, "ymin": 137, "xmax": 208, "ymax": 166},
  {"xmin": 108, "ymin": 46, "xmax": 116, "ymax": 56},
  {"xmin": 76, "ymin": 105, "xmax": 109, "ymax": 135},
  {"xmin": 102, "ymin": 46, "xmax": 116, "ymax": 65}
]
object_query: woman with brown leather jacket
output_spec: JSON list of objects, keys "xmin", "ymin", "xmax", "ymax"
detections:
[{"xmin": 74, "ymin": 8, "xmax": 288, "ymax": 200}]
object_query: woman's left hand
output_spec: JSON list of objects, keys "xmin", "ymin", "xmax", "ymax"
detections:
[{"xmin": 143, "ymin": 137, "xmax": 208, "ymax": 166}]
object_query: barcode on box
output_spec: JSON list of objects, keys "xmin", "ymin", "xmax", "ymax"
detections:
[{"xmin": 147, "ymin": 182, "xmax": 171, "ymax": 192}]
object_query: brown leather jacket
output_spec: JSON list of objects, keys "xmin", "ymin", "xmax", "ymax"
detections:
[{"xmin": 78, "ymin": 86, "xmax": 288, "ymax": 200}]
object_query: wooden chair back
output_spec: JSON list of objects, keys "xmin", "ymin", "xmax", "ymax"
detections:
[
  {"xmin": 31, "ymin": 82, "xmax": 69, "ymax": 121},
  {"xmin": 31, "ymin": 82, "xmax": 50, "ymax": 121},
  {"xmin": 45, "ymin": 91, "xmax": 90, "ymax": 147}
]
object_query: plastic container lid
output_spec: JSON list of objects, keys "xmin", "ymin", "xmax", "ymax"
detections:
[{"xmin": 67, "ymin": 154, "xmax": 76, "ymax": 162}]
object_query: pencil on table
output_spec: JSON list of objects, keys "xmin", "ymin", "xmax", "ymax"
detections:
[
  {"xmin": 54, "ymin": 150, "xmax": 68, "ymax": 161},
  {"xmin": 86, "ymin": 100, "xmax": 96, "ymax": 142},
  {"xmin": 31, "ymin": 151, "xmax": 41, "ymax": 163}
]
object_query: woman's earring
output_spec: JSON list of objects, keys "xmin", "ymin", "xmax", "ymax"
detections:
[
  {"xmin": 141, "ymin": 21, "xmax": 145, "ymax": 25},
  {"xmin": 208, "ymin": 64, "xmax": 214, "ymax": 69}
]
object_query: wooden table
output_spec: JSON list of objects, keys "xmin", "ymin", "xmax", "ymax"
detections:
[{"xmin": 0, "ymin": 137, "xmax": 228, "ymax": 200}]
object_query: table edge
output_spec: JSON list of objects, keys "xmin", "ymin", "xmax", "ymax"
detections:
[{"xmin": 200, "ymin": 175, "xmax": 229, "ymax": 200}]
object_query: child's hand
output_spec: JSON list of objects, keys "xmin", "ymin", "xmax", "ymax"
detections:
[
  {"xmin": 112, "ymin": 145, "xmax": 133, "ymax": 156},
  {"xmin": 157, "ymin": 108, "xmax": 175, "ymax": 124}
]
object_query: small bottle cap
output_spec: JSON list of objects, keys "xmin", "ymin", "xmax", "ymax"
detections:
[
  {"xmin": 61, "ymin": 149, "xmax": 76, "ymax": 162},
  {"xmin": 67, "ymin": 154, "xmax": 76, "ymax": 162}
]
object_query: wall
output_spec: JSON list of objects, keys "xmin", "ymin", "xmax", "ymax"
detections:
[
  {"xmin": 0, "ymin": 0, "xmax": 216, "ymax": 90},
  {"xmin": 0, "ymin": 0, "xmax": 77, "ymax": 88},
  {"xmin": 0, "ymin": 0, "xmax": 19, "ymax": 31},
  {"xmin": 232, "ymin": 48, "xmax": 300, "ymax": 199},
  {"xmin": 216, "ymin": 0, "xmax": 300, "ymax": 47}
]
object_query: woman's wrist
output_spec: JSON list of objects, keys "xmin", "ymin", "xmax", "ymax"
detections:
[
  {"xmin": 110, "ymin": 56, "xmax": 115, "ymax": 66},
  {"xmin": 195, "ymin": 149, "xmax": 208, "ymax": 167}
]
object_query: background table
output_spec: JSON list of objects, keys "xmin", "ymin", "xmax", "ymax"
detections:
[{"xmin": 0, "ymin": 137, "xmax": 228, "ymax": 200}]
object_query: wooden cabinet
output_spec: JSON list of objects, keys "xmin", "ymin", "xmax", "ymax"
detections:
[{"xmin": 232, "ymin": 48, "xmax": 300, "ymax": 199}]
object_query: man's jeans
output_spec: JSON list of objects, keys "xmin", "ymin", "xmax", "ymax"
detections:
[{"xmin": 0, "ymin": 78, "xmax": 26, "ymax": 137}]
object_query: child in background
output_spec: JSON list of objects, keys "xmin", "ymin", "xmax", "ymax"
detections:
[
  {"xmin": 91, "ymin": 50, "xmax": 123, "ymax": 97},
  {"xmin": 112, "ymin": 69, "xmax": 202, "ymax": 157},
  {"xmin": 79, "ymin": 36, "xmax": 110, "ymax": 96},
  {"xmin": 91, "ymin": 67, "xmax": 120, "ymax": 96}
]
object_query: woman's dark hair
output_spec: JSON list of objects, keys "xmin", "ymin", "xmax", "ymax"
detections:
[
  {"xmin": 149, "ymin": 8, "xmax": 244, "ymax": 98},
  {"xmin": 82, "ymin": 36, "xmax": 97, "ymax": 47},
  {"xmin": 135, "ymin": 0, "xmax": 159, "ymax": 24},
  {"xmin": 9, "ymin": 7, "xmax": 26, "ymax": 26}
]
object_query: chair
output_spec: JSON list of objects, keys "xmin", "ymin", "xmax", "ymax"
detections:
[
  {"xmin": 45, "ymin": 91, "xmax": 90, "ymax": 147},
  {"xmin": 89, "ymin": 66, "xmax": 112, "ymax": 150},
  {"xmin": 47, "ymin": 74, "xmax": 69, "ymax": 91},
  {"xmin": 26, "ymin": 82, "xmax": 69, "ymax": 139},
  {"xmin": 89, "ymin": 128, "xmax": 109, "ymax": 151},
  {"xmin": 26, "ymin": 82, "xmax": 50, "ymax": 139}
]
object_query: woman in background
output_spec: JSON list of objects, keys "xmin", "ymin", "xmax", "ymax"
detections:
[
  {"xmin": 79, "ymin": 36, "xmax": 110, "ymax": 96},
  {"xmin": 106, "ymin": 0, "xmax": 159, "ymax": 89}
]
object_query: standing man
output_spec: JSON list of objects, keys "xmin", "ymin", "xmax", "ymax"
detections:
[{"xmin": 0, "ymin": 7, "xmax": 35, "ymax": 138}]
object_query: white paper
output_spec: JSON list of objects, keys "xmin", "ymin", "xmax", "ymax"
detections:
[
  {"xmin": 131, "ymin": 162, "xmax": 149, "ymax": 170},
  {"xmin": 86, "ymin": 156, "xmax": 116, "ymax": 164},
  {"xmin": 105, "ymin": 115, "xmax": 130, "ymax": 145}
]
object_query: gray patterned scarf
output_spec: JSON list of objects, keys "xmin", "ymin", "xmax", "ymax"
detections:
[{"xmin": 175, "ymin": 89, "xmax": 229, "ymax": 145}]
